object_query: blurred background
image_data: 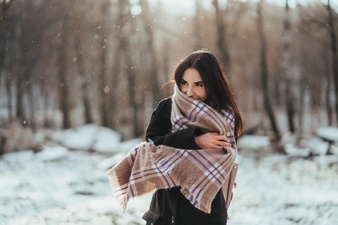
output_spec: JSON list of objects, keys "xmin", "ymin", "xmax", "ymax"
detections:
[
  {"xmin": 0, "ymin": 0, "xmax": 338, "ymax": 224},
  {"xmin": 0, "ymin": 0, "xmax": 337, "ymax": 142}
]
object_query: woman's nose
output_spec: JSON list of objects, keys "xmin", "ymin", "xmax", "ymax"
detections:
[{"xmin": 186, "ymin": 86, "xmax": 194, "ymax": 97}]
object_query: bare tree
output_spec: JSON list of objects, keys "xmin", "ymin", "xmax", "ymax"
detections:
[
  {"xmin": 212, "ymin": 0, "xmax": 231, "ymax": 74},
  {"xmin": 98, "ymin": 0, "xmax": 113, "ymax": 128},
  {"xmin": 0, "ymin": 0, "xmax": 15, "ymax": 73},
  {"xmin": 257, "ymin": 0, "xmax": 281, "ymax": 143},
  {"xmin": 194, "ymin": 0, "xmax": 203, "ymax": 50},
  {"xmin": 116, "ymin": 0, "xmax": 141, "ymax": 137},
  {"xmin": 323, "ymin": 45, "xmax": 334, "ymax": 126},
  {"xmin": 57, "ymin": 2, "xmax": 72, "ymax": 129},
  {"xmin": 0, "ymin": 0, "xmax": 16, "ymax": 123},
  {"xmin": 0, "ymin": 0, "xmax": 15, "ymax": 22},
  {"xmin": 282, "ymin": 0, "xmax": 296, "ymax": 132},
  {"xmin": 326, "ymin": 0, "xmax": 338, "ymax": 125},
  {"xmin": 297, "ymin": 3, "xmax": 334, "ymax": 129},
  {"xmin": 139, "ymin": 0, "xmax": 161, "ymax": 106},
  {"xmin": 75, "ymin": 37, "xmax": 93, "ymax": 124}
]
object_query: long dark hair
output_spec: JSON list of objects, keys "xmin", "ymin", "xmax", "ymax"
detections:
[{"xmin": 174, "ymin": 50, "xmax": 243, "ymax": 136}]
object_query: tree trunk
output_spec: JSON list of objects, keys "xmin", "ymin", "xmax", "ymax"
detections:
[
  {"xmin": 99, "ymin": 0, "xmax": 113, "ymax": 128},
  {"xmin": 327, "ymin": 0, "xmax": 338, "ymax": 125},
  {"xmin": 139, "ymin": 0, "xmax": 161, "ymax": 106},
  {"xmin": 5, "ymin": 74, "xmax": 13, "ymax": 123},
  {"xmin": 75, "ymin": 39, "xmax": 93, "ymax": 124},
  {"xmin": 26, "ymin": 81, "xmax": 36, "ymax": 131},
  {"xmin": 323, "ymin": 45, "xmax": 333, "ymax": 126},
  {"xmin": 212, "ymin": 0, "xmax": 231, "ymax": 74},
  {"xmin": 117, "ymin": 0, "xmax": 140, "ymax": 137},
  {"xmin": 282, "ymin": 0, "xmax": 295, "ymax": 133},
  {"xmin": 297, "ymin": 17, "xmax": 307, "ymax": 139},
  {"xmin": 42, "ymin": 84, "xmax": 52, "ymax": 128},
  {"xmin": 194, "ymin": 0, "xmax": 203, "ymax": 50},
  {"xmin": 257, "ymin": 0, "xmax": 281, "ymax": 142},
  {"xmin": 298, "ymin": 62, "xmax": 306, "ymax": 139},
  {"xmin": 15, "ymin": 76, "xmax": 25, "ymax": 124},
  {"xmin": 58, "ymin": 14, "xmax": 71, "ymax": 129},
  {"xmin": 0, "ymin": 0, "xmax": 16, "ymax": 24}
]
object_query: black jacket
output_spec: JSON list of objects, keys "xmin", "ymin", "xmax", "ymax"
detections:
[{"xmin": 142, "ymin": 98, "xmax": 228, "ymax": 225}]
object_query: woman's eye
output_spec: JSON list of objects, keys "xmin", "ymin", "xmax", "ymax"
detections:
[
  {"xmin": 196, "ymin": 83, "xmax": 204, "ymax": 87},
  {"xmin": 180, "ymin": 80, "xmax": 187, "ymax": 85}
]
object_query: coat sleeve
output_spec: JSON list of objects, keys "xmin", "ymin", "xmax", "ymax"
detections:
[{"xmin": 145, "ymin": 98, "xmax": 203, "ymax": 149}]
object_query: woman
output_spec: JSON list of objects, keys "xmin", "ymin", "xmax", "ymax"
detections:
[{"xmin": 142, "ymin": 50, "xmax": 242, "ymax": 225}]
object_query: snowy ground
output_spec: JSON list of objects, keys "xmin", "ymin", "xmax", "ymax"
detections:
[{"xmin": 1, "ymin": 125, "xmax": 338, "ymax": 225}]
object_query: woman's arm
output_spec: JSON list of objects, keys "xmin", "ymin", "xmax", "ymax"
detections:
[{"xmin": 145, "ymin": 98, "xmax": 202, "ymax": 149}]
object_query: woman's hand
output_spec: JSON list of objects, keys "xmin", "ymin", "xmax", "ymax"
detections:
[{"xmin": 195, "ymin": 132, "xmax": 231, "ymax": 150}]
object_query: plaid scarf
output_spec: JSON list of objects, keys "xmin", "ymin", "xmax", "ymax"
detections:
[{"xmin": 107, "ymin": 85, "xmax": 237, "ymax": 213}]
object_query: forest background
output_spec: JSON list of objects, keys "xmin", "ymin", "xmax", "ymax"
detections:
[{"xmin": 0, "ymin": 0, "xmax": 338, "ymax": 152}]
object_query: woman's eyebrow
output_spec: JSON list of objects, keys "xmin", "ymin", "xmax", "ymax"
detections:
[{"xmin": 194, "ymin": 81, "xmax": 204, "ymax": 84}]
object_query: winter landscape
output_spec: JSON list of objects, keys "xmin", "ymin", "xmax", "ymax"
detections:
[
  {"xmin": 1, "ymin": 124, "xmax": 338, "ymax": 225},
  {"xmin": 1, "ymin": 0, "xmax": 338, "ymax": 224}
]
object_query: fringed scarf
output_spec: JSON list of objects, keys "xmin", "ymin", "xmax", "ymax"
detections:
[{"xmin": 107, "ymin": 85, "xmax": 237, "ymax": 213}]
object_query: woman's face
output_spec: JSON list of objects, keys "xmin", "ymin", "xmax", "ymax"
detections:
[{"xmin": 180, "ymin": 68, "xmax": 207, "ymax": 102}]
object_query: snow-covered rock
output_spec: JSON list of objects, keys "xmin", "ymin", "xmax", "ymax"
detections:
[
  {"xmin": 305, "ymin": 137, "xmax": 329, "ymax": 156},
  {"xmin": 284, "ymin": 143, "xmax": 311, "ymax": 157},
  {"xmin": 92, "ymin": 127, "xmax": 122, "ymax": 153},
  {"xmin": 52, "ymin": 124, "xmax": 121, "ymax": 152},
  {"xmin": 316, "ymin": 127, "xmax": 338, "ymax": 143},
  {"xmin": 330, "ymin": 144, "xmax": 338, "ymax": 155},
  {"xmin": 281, "ymin": 131, "xmax": 297, "ymax": 145}
]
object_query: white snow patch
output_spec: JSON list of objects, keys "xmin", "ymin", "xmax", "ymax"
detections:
[
  {"xmin": 111, "ymin": 138, "xmax": 143, "ymax": 153},
  {"xmin": 98, "ymin": 152, "xmax": 126, "ymax": 170},
  {"xmin": 36, "ymin": 145, "xmax": 68, "ymax": 161},
  {"xmin": 237, "ymin": 135, "xmax": 270, "ymax": 149},
  {"xmin": 2, "ymin": 150, "xmax": 34, "ymax": 162}
]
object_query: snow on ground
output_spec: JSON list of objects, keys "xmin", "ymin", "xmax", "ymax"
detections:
[{"xmin": 1, "ymin": 125, "xmax": 338, "ymax": 225}]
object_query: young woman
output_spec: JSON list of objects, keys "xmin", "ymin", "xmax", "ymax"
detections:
[{"xmin": 143, "ymin": 50, "xmax": 242, "ymax": 225}]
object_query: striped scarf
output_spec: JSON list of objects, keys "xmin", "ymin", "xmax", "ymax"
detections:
[{"xmin": 107, "ymin": 85, "xmax": 237, "ymax": 213}]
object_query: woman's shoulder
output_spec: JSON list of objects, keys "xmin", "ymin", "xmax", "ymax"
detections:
[
  {"xmin": 154, "ymin": 97, "xmax": 172, "ymax": 114},
  {"xmin": 148, "ymin": 97, "xmax": 172, "ymax": 130}
]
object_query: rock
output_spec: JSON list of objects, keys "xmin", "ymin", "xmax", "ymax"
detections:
[{"xmin": 0, "ymin": 122, "xmax": 38, "ymax": 154}]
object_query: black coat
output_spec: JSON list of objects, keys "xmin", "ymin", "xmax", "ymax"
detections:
[{"xmin": 142, "ymin": 98, "xmax": 228, "ymax": 225}]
